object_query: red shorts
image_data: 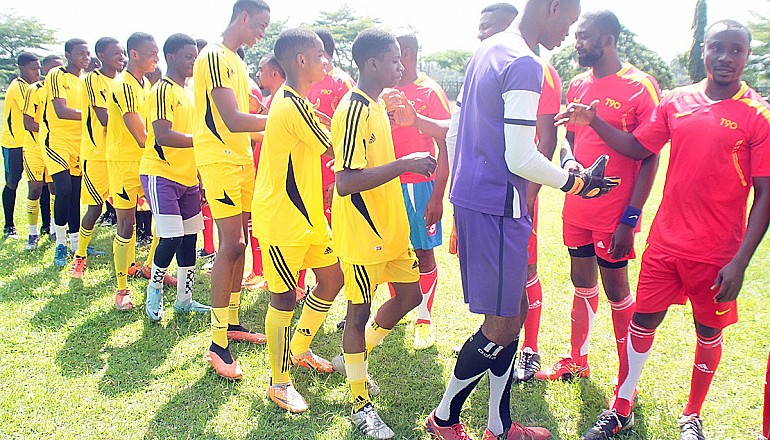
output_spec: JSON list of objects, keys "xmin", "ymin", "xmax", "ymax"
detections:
[
  {"xmin": 563, "ymin": 222, "xmax": 636, "ymax": 263},
  {"xmin": 635, "ymin": 245, "xmax": 738, "ymax": 328},
  {"xmin": 527, "ymin": 198, "xmax": 538, "ymax": 265}
]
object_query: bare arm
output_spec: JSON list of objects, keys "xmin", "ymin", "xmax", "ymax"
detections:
[
  {"xmin": 336, "ymin": 153, "xmax": 437, "ymax": 197},
  {"xmin": 123, "ymin": 113, "xmax": 147, "ymax": 149},
  {"xmin": 424, "ymin": 137, "xmax": 450, "ymax": 226},
  {"xmin": 23, "ymin": 114, "xmax": 38, "ymax": 133},
  {"xmin": 93, "ymin": 106, "xmax": 108, "ymax": 128},
  {"xmin": 211, "ymin": 87, "xmax": 266, "ymax": 133},
  {"xmin": 52, "ymin": 98, "xmax": 82, "ymax": 121},
  {"xmin": 153, "ymin": 119, "xmax": 193, "ymax": 148},
  {"xmin": 609, "ymin": 154, "xmax": 660, "ymax": 260}
]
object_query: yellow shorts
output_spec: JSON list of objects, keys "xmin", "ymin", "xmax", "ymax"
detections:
[
  {"xmin": 198, "ymin": 163, "xmax": 254, "ymax": 219},
  {"xmin": 43, "ymin": 140, "xmax": 80, "ymax": 177},
  {"xmin": 108, "ymin": 160, "xmax": 143, "ymax": 210},
  {"xmin": 341, "ymin": 248, "xmax": 419, "ymax": 304},
  {"xmin": 262, "ymin": 238, "xmax": 338, "ymax": 293},
  {"xmin": 23, "ymin": 146, "xmax": 52, "ymax": 183},
  {"xmin": 81, "ymin": 159, "xmax": 110, "ymax": 206}
]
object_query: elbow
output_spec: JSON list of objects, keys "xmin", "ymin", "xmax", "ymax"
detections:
[{"xmin": 335, "ymin": 173, "xmax": 352, "ymax": 197}]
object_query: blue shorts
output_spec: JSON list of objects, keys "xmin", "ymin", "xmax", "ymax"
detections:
[
  {"xmin": 401, "ymin": 181, "xmax": 442, "ymax": 250},
  {"xmin": 455, "ymin": 205, "xmax": 530, "ymax": 318}
]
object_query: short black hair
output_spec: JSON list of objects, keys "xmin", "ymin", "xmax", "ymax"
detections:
[
  {"xmin": 274, "ymin": 28, "xmax": 320, "ymax": 71},
  {"xmin": 230, "ymin": 0, "xmax": 270, "ymax": 23},
  {"xmin": 95, "ymin": 37, "xmax": 120, "ymax": 56},
  {"xmin": 581, "ymin": 10, "xmax": 622, "ymax": 43},
  {"xmin": 17, "ymin": 52, "xmax": 38, "ymax": 66},
  {"xmin": 64, "ymin": 38, "xmax": 88, "ymax": 54},
  {"xmin": 396, "ymin": 33, "xmax": 418, "ymax": 53},
  {"xmin": 163, "ymin": 33, "xmax": 196, "ymax": 58},
  {"xmin": 314, "ymin": 28, "xmax": 335, "ymax": 56},
  {"xmin": 707, "ymin": 19, "xmax": 752, "ymax": 43},
  {"xmin": 195, "ymin": 39, "xmax": 208, "ymax": 51},
  {"xmin": 352, "ymin": 29, "xmax": 397, "ymax": 70},
  {"xmin": 42, "ymin": 54, "xmax": 63, "ymax": 66},
  {"xmin": 481, "ymin": 3, "xmax": 518, "ymax": 15},
  {"xmin": 127, "ymin": 32, "xmax": 155, "ymax": 53},
  {"xmin": 237, "ymin": 47, "xmax": 245, "ymax": 59},
  {"xmin": 261, "ymin": 53, "xmax": 286, "ymax": 78}
]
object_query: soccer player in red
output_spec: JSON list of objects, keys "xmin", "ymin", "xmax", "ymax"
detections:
[
  {"xmin": 560, "ymin": 20, "xmax": 770, "ymax": 439},
  {"xmin": 535, "ymin": 10, "xmax": 660, "ymax": 383}
]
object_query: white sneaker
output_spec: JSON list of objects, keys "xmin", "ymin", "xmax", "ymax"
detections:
[{"xmin": 351, "ymin": 403, "xmax": 394, "ymax": 439}]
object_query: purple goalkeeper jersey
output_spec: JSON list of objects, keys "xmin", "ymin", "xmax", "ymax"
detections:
[{"xmin": 449, "ymin": 29, "xmax": 544, "ymax": 218}]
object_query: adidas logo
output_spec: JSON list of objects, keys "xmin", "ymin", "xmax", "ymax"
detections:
[
  {"xmin": 298, "ymin": 328, "xmax": 311, "ymax": 336},
  {"xmin": 694, "ymin": 363, "xmax": 714, "ymax": 374},
  {"xmin": 596, "ymin": 241, "xmax": 605, "ymax": 249},
  {"xmin": 353, "ymin": 395, "xmax": 369, "ymax": 406},
  {"xmin": 412, "ymin": 261, "xmax": 419, "ymax": 269},
  {"xmin": 324, "ymin": 247, "xmax": 333, "ymax": 255},
  {"xmin": 369, "ymin": 133, "xmax": 376, "ymax": 144},
  {"xmin": 528, "ymin": 300, "xmax": 542, "ymax": 309}
]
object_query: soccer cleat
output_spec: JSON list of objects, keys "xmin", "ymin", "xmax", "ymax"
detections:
[
  {"xmin": 207, "ymin": 349, "xmax": 242, "ymax": 380},
  {"xmin": 145, "ymin": 285, "xmax": 164, "ymax": 322},
  {"xmin": 331, "ymin": 353, "xmax": 381, "ymax": 397},
  {"xmin": 414, "ymin": 323, "xmax": 435, "ymax": 350},
  {"xmin": 535, "ymin": 356, "xmax": 590, "ymax": 381},
  {"xmin": 424, "ymin": 410, "xmax": 471, "ymax": 440},
  {"xmin": 4, "ymin": 226, "xmax": 19, "ymax": 239},
  {"xmin": 85, "ymin": 246, "xmax": 105, "ymax": 257},
  {"xmin": 337, "ymin": 318, "xmax": 346, "ymax": 330},
  {"xmin": 227, "ymin": 325, "xmax": 267, "ymax": 344},
  {"xmin": 127, "ymin": 262, "xmax": 145, "ymax": 277},
  {"xmin": 53, "ymin": 244, "xmax": 68, "ymax": 267},
  {"xmin": 268, "ymin": 381, "xmax": 309, "ymax": 413},
  {"xmin": 25, "ymin": 234, "xmax": 40, "ymax": 251},
  {"xmin": 678, "ymin": 414, "xmax": 705, "ymax": 440},
  {"xmin": 581, "ymin": 410, "xmax": 634, "ymax": 440},
  {"xmin": 115, "ymin": 289, "xmax": 135, "ymax": 311},
  {"xmin": 482, "ymin": 423, "xmax": 551, "ymax": 440},
  {"xmin": 295, "ymin": 286, "xmax": 307, "ymax": 304},
  {"xmin": 130, "ymin": 264, "xmax": 177, "ymax": 287},
  {"xmin": 242, "ymin": 272, "xmax": 267, "ymax": 291},
  {"xmin": 70, "ymin": 256, "xmax": 87, "ymax": 279},
  {"xmin": 201, "ymin": 257, "xmax": 215, "ymax": 271},
  {"xmin": 291, "ymin": 349, "xmax": 334, "ymax": 373},
  {"xmin": 173, "ymin": 298, "xmax": 210, "ymax": 314},
  {"xmin": 352, "ymin": 403, "xmax": 394, "ymax": 439},
  {"xmin": 99, "ymin": 211, "xmax": 117, "ymax": 226},
  {"xmin": 514, "ymin": 347, "xmax": 541, "ymax": 382},
  {"xmin": 197, "ymin": 248, "xmax": 216, "ymax": 258}
]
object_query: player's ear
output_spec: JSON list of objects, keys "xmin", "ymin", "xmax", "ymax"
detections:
[{"xmin": 366, "ymin": 57, "xmax": 377, "ymax": 73}]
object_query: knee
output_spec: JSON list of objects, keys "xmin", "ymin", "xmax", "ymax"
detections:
[
  {"xmin": 346, "ymin": 308, "xmax": 370, "ymax": 330},
  {"xmin": 632, "ymin": 311, "xmax": 665, "ymax": 330},
  {"xmin": 219, "ymin": 240, "xmax": 246, "ymax": 261}
]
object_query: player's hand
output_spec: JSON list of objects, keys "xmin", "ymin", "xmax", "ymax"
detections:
[
  {"xmin": 562, "ymin": 154, "xmax": 621, "ymax": 199},
  {"xmin": 400, "ymin": 152, "xmax": 437, "ymax": 178},
  {"xmin": 324, "ymin": 182, "xmax": 335, "ymax": 207},
  {"xmin": 424, "ymin": 194, "xmax": 443, "ymax": 227},
  {"xmin": 609, "ymin": 223, "xmax": 634, "ymax": 260},
  {"xmin": 249, "ymin": 92, "xmax": 264, "ymax": 114},
  {"xmin": 385, "ymin": 91, "xmax": 418, "ymax": 128},
  {"xmin": 555, "ymin": 99, "xmax": 599, "ymax": 127},
  {"xmin": 449, "ymin": 220, "xmax": 458, "ymax": 257},
  {"xmin": 712, "ymin": 259, "xmax": 747, "ymax": 303},
  {"xmin": 312, "ymin": 99, "xmax": 332, "ymax": 129},
  {"xmin": 325, "ymin": 158, "xmax": 335, "ymax": 172},
  {"xmin": 199, "ymin": 185, "xmax": 208, "ymax": 207}
]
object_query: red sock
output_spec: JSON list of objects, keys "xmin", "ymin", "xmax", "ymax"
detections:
[
  {"xmin": 609, "ymin": 295, "xmax": 635, "ymax": 363},
  {"xmin": 416, "ymin": 267, "xmax": 438, "ymax": 325},
  {"xmin": 763, "ymin": 351, "xmax": 770, "ymax": 437},
  {"xmin": 522, "ymin": 273, "xmax": 543, "ymax": 352},
  {"xmin": 683, "ymin": 331, "xmax": 723, "ymax": 416},
  {"xmin": 570, "ymin": 285, "xmax": 599, "ymax": 366},
  {"xmin": 202, "ymin": 204, "xmax": 214, "ymax": 254},
  {"xmin": 297, "ymin": 269, "xmax": 307, "ymax": 292},
  {"xmin": 614, "ymin": 321, "xmax": 655, "ymax": 417},
  {"xmin": 250, "ymin": 235, "xmax": 262, "ymax": 276},
  {"xmin": 387, "ymin": 282, "xmax": 396, "ymax": 299}
]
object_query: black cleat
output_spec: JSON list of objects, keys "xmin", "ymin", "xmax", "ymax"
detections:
[
  {"xmin": 678, "ymin": 414, "xmax": 705, "ymax": 440},
  {"xmin": 582, "ymin": 410, "xmax": 634, "ymax": 440},
  {"xmin": 514, "ymin": 347, "xmax": 541, "ymax": 382}
]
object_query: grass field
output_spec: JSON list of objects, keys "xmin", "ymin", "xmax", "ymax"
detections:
[{"xmin": 0, "ymin": 98, "xmax": 768, "ymax": 439}]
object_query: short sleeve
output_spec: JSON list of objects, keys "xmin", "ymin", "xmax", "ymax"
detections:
[
  {"xmin": 49, "ymin": 70, "xmax": 65, "ymax": 99},
  {"xmin": 501, "ymin": 56, "xmax": 542, "ymax": 125},
  {"xmin": 22, "ymin": 86, "xmax": 36, "ymax": 117},
  {"xmin": 336, "ymin": 100, "xmax": 369, "ymax": 170},
  {"xmin": 202, "ymin": 51, "xmax": 237, "ymax": 90},
  {"xmin": 114, "ymin": 82, "xmax": 139, "ymax": 115},
  {"xmin": 288, "ymin": 94, "xmax": 331, "ymax": 155},
  {"xmin": 632, "ymin": 96, "xmax": 672, "ymax": 154},
  {"xmin": 748, "ymin": 102, "xmax": 770, "ymax": 177},
  {"xmin": 151, "ymin": 82, "xmax": 175, "ymax": 125},
  {"xmin": 425, "ymin": 85, "xmax": 452, "ymax": 120},
  {"xmin": 87, "ymin": 74, "xmax": 108, "ymax": 108},
  {"xmin": 537, "ymin": 64, "xmax": 562, "ymax": 116}
]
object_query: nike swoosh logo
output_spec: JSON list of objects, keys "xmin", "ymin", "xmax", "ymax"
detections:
[
  {"xmin": 715, "ymin": 309, "xmax": 731, "ymax": 316},
  {"xmin": 675, "ymin": 111, "xmax": 694, "ymax": 118},
  {"xmin": 629, "ymin": 215, "xmax": 639, "ymax": 220}
]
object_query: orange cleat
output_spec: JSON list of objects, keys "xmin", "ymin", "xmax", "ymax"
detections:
[
  {"xmin": 115, "ymin": 289, "xmax": 135, "ymax": 311},
  {"xmin": 227, "ymin": 325, "xmax": 267, "ymax": 344},
  {"xmin": 70, "ymin": 256, "xmax": 87, "ymax": 279},
  {"xmin": 242, "ymin": 272, "xmax": 267, "ymax": 291},
  {"xmin": 291, "ymin": 349, "xmax": 334, "ymax": 373},
  {"xmin": 207, "ymin": 349, "xmax": 243, "ymax": 380},
  {"xmin": 534, "ymin": 357, "xmax": 590, "ymax": 381},
  {"xmin": 267, "ymin": 381, "xmax": 308, "ymax": 413}
]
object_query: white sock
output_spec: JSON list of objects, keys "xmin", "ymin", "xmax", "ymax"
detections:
[
  {"xmin": 68, "ymin": 232, "xmax": 79, "ymax": 253},
  {"xmin": 29, "ymin": 224, "xmax": 39, "ymax": 235},
  {"xmin": 176, "ymin": 266, "xmax": 195, "ymax": 303},
  {"xmin": 149, "ymin": 264, "xmax": 168, "ymax": 290},
  {"xmin": 55, "ymin": 224, "xmax": 67, "ymax": 246}
]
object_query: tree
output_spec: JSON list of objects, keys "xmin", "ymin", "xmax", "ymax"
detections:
[
  {"xmin": 687, "ymin": 0, "xmax": 707, "ymax": 83},
  {"xmin": 421, "ymin": 49, "xmax": 471, "ymax": 76},
  {"xmin": 551, "ymin": 25, "xmax": 674, "ymax": 92},
  {"xmin": 312, "ymin": 5, "xmax": 380, "ymax": 77},
  {"xmin": 0, "ymin": 10, "xmax": 58, "ymax": 85},
  {"xmin": 243, "ymin": 18, "xmax": 288, "ymax": 78}
]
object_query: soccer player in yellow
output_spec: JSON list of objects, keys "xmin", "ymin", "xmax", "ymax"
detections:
[
  {"xmin": 71, "ymin": 37, "xmax": 125, "ymax": 278},
  {"xmin": 22, "ymin": 55, "xmax": 63, "ymax": 250},
  {"xmin": 193, "ymin": 0, "xmax": 271, "ymax": 380},
  {"xmin": 40, "ymin": 39, "xmax": 90, "ymax": 267},
  {"xmin": 252, "ymin": 28, "xmax": 343, "ymax": 413},
  {"xmin": 140, "ymin": 33, "xmax": 210, "ymax": 322},
  {"xmin": 106, "ymin": 32, "xmax": 159, "ymax": 310},
  {"xmin": 332, "ymin": 29, "xmax": 437, "ymax": 439}
]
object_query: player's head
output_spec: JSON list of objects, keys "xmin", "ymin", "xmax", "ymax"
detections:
[
  {"xmin": 127, "ymin": 32, "xmax": 159, "ymax": 75},
  {"xmin": 64, "ymin": 38, "xmax": 90, "ymax": 71},
  {"xmin": 229, "ymin": 0, "xmax": 271, "ymax": 47},
  {"xmin": 274, "ymin": 28, "xmax": 328, "ymax": 84},
  {"xmin": 522, "ymin": 0, "xmax": 581, "ymax": 50},
  {"xmin": 145, "ymin": 66, "xmax": 162, "ymax": 85},
  {"xmin": 257, "ymin": 53, "xmax": 285, "ymax": 92},
  {"xmin": 94, "ymin": 37, "xmax": 126, "ymax": 73},
  {"xmin": 314, "ymin": 28, "xmax": 336, "ymax": 62},
  {"xmin": 195, "ymin": 38, "xmax": 208, "ymax": 52},
  {"xmin": 479, "ymin": 3, "xmax": 518, "ymax": 41},
  {"xmin": 704, "ymin": 20, "xmax": 752, "ymax": 87},
  {"xmin": 574, "ymin": 10, "xmax": 620, "ymax": 68},
  {"xmin": 41, "ymin": 55, "xmax": 64, "ymax": 75},
  {"xmin": 164, "ymin": 33, "xmax": 198, "ymax": 80},
  {"xmin": 396, "ymin": 33, "xmax": 419, "ymax": 76},
  {"xmin": 353, "ymin": 29, "xmax": 403, "ymax": 89},
  {"xmin": 17, "ymin": 52, "xmax": 40, "ymax": 83}
]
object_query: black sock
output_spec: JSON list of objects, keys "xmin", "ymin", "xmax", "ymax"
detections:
[{"xmin": 3, "ymin": 186, "xmax": 16, "ymax": 229}]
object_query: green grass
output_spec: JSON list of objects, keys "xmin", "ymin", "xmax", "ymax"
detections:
[{"xmin": 0, "ymin": 96, "xmax": 768, "ymax": 439}]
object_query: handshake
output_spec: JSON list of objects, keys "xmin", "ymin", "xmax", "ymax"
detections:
[{"xmin": 561, "ymin": 155, "xmax": 621, "ymax": 199}]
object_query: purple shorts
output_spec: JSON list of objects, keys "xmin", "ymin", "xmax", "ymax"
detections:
[
  {"xmin": 455, "ymin": 205, "xmax": 531, "ymax": 317},
  {"xmin": 140, "ymin": 174, "xmax": 203, "ymax": 238}
]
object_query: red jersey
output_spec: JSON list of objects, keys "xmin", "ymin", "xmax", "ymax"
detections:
[
  {"xmin": 392, "ymin": 73, "xmax": 452, "ymax": 183},
  {"xmin": 563, "ymin": 63, "xmax": 660, "ymax": 233},
  {"xmin": 537, "ymin": 63, "xmax": 562, "ymax": 116},
  {"xmin": 634, "ymin": 81, "xmax": 770, "ymax": 266}
]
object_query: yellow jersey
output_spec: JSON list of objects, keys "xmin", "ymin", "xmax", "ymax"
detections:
[
  {"xmin": 106, "ymin": 71, "xmax": 150, "ymax": 162},
  {"xmin": 1, "ymin": 77, "xmax": 30, "ymax": 148},
  {"xmin": 140, "ymin": 76, "xmax": 197, "ymax": 187},
  {"xmin": 22, "ymin": 81, "xmax": 44, "ymax": 149},
  {"xmin": 81, "ymin": 69, "xmax": 115, "ymax": 161},
  {"xmin": 192, "ymin": 43, "xmax": 252, "ymax": 167},
  {"xmin": 331, "ymin": 88, "xmax": 411, "ymax": 264},
  {"xmin": 40, "ymin": 66, "xmax": 85, "ymax": 150},
  {"xmin": 252, "ymin": 84, "xmax": 332, "ymax": 245}
]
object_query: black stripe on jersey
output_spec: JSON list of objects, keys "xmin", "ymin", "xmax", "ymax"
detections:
[
  {"xmin": 209, "ymin": 53, "xmax": 222, "ymax": 88},
  {"xmin": 154, "ymin": 142, "xmax": 167, "ymax": 162},
  {"xmin": 112, "ymin": 91, "xmax": 122, "ymax": 112},
  {"xmin": 285, "ymin": 154, "xmax": 312, "ymax": 226},
  {"xmin": 124, "ymin": 83, "xmax": 135, "ymax": 113},
  {"xmin": 158, "ymin": 79, "xmax": 174, "ymax": 121},
  {"xmin": 86, "ymin": 109, "xmax": 96, "ymax": 146},
  {"xmin": 350, "ymin": 193, "xmax": 382, "ymax": 239},
  {"xmin": 268, "ymin": 246, "xmax": 297, "ymax": 291},
  {"xmin": 204, "ymin": 93, "xmax": 224, "ymax": 143},
  {"xmin": 503, "ymin": 118, "xmax": 536, "ymax": 126},
  {"xmin": 6, "ymin": 113, "xmax": 13, "ymax": 139},
  {"xmin": 286, "ymin": 93, "xmax": 331, "ymax": 149},
  {"xmin": 82, "ymin": 160, "xmax": 104, "ymax": 205},
  {"xmin": 342, "ymin": 100, "xmax": 364, "ymax": 169},
  {"xmin": 23, "ymin": 157, "xmax": 34, "ymax": 181},
  {"xmin": 42, "ymin": 102, "xmax": 51, "ymax": 146},
  {"xmin": 51, "ymin": 68, "xmax": 61, "ymax": 98},
  {"xmin": 85, "ymin": 75, "xmax": 95, "ymax": 106},
  {"xmin": 353, "ymin": 265, "xmax": 372, "ymax": 304},
  {"xmin": 45, "ymin": 144, "xmax": 69, "ymax": 169}
]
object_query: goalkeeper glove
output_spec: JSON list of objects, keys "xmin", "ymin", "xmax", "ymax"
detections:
[{"xmin": 560, "ymin": 154, "xmax": 621, "ymax": 199}]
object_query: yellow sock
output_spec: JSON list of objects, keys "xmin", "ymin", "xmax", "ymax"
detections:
[
  {"xmin": 365, "ymin": 320, "xmax": 392, "ymax": 353},
  {"xmin": 290, "ymin": 292, "xmax": 333, "ymax": 355},
  {"xmin": 128, "ymin": 232, "xmax": 136, "ymax": 266},
  {"xmin": 76, "ymin": 226, "xmax": 93, "ymax": 258},
  {"xmin": 211, "ymin": 307, "xmax": 229, "ymax": 349},
  {"xmin": 27, "ymin": 199, "xmax": 39, "ymax": 231},
  {"xmin": 344, "ymin": 351, "xmax": 370, "ymax": 411},
  {"xmin": 229, "ymin": 291, "xmax": 241, "ymax": 326},
  {"xmin": 265, "ymin": 305, "xmax": 294, "ymax": 385},
  {"xmin": 145, "ymin": 228, "xmax": 159, "ymax": 267},
  {"xmin": 113, "ymin": 234, "xmax": 131, "ymax": 290}
]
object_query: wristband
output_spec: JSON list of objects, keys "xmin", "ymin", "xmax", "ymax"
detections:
[{"xmin": 620, "ymin": 205, "xmax": 642, "ymax": 227}]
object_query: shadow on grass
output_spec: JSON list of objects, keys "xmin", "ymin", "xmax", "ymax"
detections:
[
  {"xmin": 576, "ymin": 378, "xmax": 648, "ymax": 439},
  {"xmin": 29, "ymin": 274, "xmax": 113, "ymax": 330}
]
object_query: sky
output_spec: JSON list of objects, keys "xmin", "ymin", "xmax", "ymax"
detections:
[{"xmin": 6, "ymin": 0, "xmax": 768, "ymax": 64}]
